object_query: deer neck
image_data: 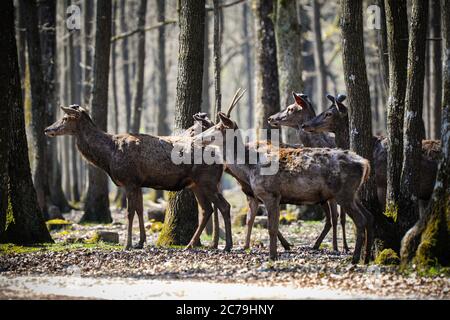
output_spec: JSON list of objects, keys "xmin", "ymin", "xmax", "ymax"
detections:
[{"xmin": 75, "ymin": 121, "xmax": 114, "ymax": 174}]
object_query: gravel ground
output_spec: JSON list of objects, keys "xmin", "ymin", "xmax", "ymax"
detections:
[{"xmin": 0, "ymin": 197, "xmax": 449, "ymax": 300}]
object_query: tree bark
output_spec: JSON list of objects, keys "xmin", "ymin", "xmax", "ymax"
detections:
[
  {"xmin": 340, "ymin": 0, "xmax": 380, "ymax": 216},
  {"xmin": 130, "ymin": 0, "xmax": 147, "ymax": 133},
  {"xmin": 400, "ymin": 0, "xmax": 450, "ymax": 267},
  {"xmin": 21, "ymin": 0, "xmax": 52, "ymax": 219},
  {"xmin": 111, "ymin": 0, "xmax": 119, "ymax": 133},
  {"xmin": 155, "ymin": 0, "xmax": 169, "ymax": 201},
  {"xmin": 38, "ymin": 0, "xmax": 71, "ymax": 213},
  {"xmin": 430, "ymin": 0, "xmax": 442, "ymax": 140},
  {"xmin": 0, "ymin": 0, "xmax": 52, "ymax": 244},
  {"xmin": 81, "ymin": 0, "xmax": 112, "ymax": 224},
  {"xmin": 375, "ymin": 0, "xmax": 389, "ymax": 94},
  {"xmin": 201, "ymin": 10, "xmax": 211, "ymax": 114},
  {"xmin": 384, "ymin": 0, "xmax": 408, "ymax": 215},
  {"xmin": 157, "ymin": 0, "xmax": 205, "ymax": 246},
  {"xmin": 83, "ymin": 0, "xmax": 94, "ymax": 108},
  {"xmin": 398, "ymin": 0, "xmax": 428, "ymax": 235},
  {"xmin": 311, "ymin": 0, "xmax": 327, "ymax": 112},
  {"xmin": 242, "ymin": 2, "xmax": 254, "ymax": 129},
  {"xmin": 253, "ymin": 0, "xmax": 280, "ymax": 139},
  {"xmin": 119, "ymin": 0, "xmax": 132, "ymax": 132}
]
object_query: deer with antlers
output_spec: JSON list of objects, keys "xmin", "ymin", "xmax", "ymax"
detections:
[{"xmin": 194, "ymin": 91, "xmax": 374, "ymax": 264}]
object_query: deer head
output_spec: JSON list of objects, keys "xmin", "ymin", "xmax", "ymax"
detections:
[
  {"xmin": 44, "ymin": 105, "xmax": 92, "ymax": 137},
  {"xmin": 268, "ymin": 92, "xmax": 315, "ymax": 129},
  {"xmin": 302, "ymin": 94, "xmax": 347, "ymax": 133}
]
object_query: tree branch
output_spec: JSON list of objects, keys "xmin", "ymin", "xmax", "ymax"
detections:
[
  {"xmin": 206, "ymin": 0, "xmax": 245, "ymax": 11},
  {"xmin": 111, "ymin": 20, "xmax": 177, "ymax": 42}
]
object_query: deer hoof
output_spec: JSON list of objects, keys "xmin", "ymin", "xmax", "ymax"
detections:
[{"xmin": 223, "ymin": 245, "xmax": 232, "ymax": 252}]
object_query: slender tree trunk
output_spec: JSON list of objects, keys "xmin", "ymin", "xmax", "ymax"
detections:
[
  {"xmin": 431, "ymin": 0, "xmax": 442, "ymax": 140},
  {"xmin": 400, "ymin": 0, "xmax": 450, "ymax": 267},
  {"xmin": 398, "ymin": 0, "xmax": 428, "ymax": 235},
  {"xmin": 340, "ymin": 0, "xmax": 380, "ymax": 217},
  {"xmin": 253, "ymin": 0, "xmax": 280, "ymax": 139},
  {"xmin": 130, "ymin": 0, "xmax": 147, "ymax": 133},
  {"xmin": 275, "ymin": 0, "xmax": 302, "ymax": 141},
  {"xmin": 111, "ymin": 0, "xmax": 119, "ymax": 133},
  {"xmin": 157, "ymin": 0, "xmax": 205, "ymax": 246},
  {"xmin": 202, "ymin": 11, "xmax": 211, "ymax": 114},
  {"xmin": 20, "ymin": 0, "xmax": 52, "ymax": 219},
  {"xmin": 39, "ymin": 0, "xmax": 71, "ymax": 213},
  {"xmin": 385, "ymin": 0, "xmax": 408, "ymax": 217},
  {"xmin": 0, "ymin": 0, "xmax": 52, "ymax": 244},
  {"xmin": 81, "ymin": 0, "xmax": 112, "ymax": 223},
  {"xmin": 242, "ymin": 2, "xmax": 254, "ymax": 129},
  {"xmin": 16, "ymin": 3, "xmax": 26, "ymax": 102},
  {"xmin": 83, "ymin": 0, "xmax": 94, "ymax": 108},
  {"xmin": 375, "ymin": 0, "xmax": 389, "ymax": 94},
  {"xmin": 120, "ymin": 0, "xmax": 132, "ymax": 131},
  {"xmin": 312, "ymin": 0, "xmax": 327, "ymax": 112},
  {"xmin": 155, "ymin": 0, "xmax": 169, "ymax": 201}
]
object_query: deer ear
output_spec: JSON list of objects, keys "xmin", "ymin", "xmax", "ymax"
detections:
[
  {"xmin": 218, "ymin": 112, "xmax": 235, "ymax": 129},
  {"xmin": 292, "ymin": 92, "xmax": 306, "ymax": 109},
  {"xmin": 61, "ymin": 106, "xmax": 80, "ymax": 117},
  {"xmin": 326, "ymin": 94, "xmax": 336, "ymax": 104}
]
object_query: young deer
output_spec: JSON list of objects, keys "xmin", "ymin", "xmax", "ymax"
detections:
[
  {"xmin": 44, "ymin": 105, "xmax": 235, "ymax": 251},
  {"xmin": 268, "ymin": 93, "xmax": 349, "ymax": 252},
  {"xmin": 301, "ymin": 95, "xmax": 440, "ymax": 207},
  {"xmin": 194, "ymin": 107, "xmax": 375, "ymax": 264}
]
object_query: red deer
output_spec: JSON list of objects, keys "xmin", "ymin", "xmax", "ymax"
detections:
[
  {"xmin": 301, "ymin": 94, "xmax": 440, "ymax": 207},
  {"xmin": 268, "ymin": 93, "xmax": 349, "ymax": 252},
  {"xmin": 44, "ymin": 105, "xmax": 237, "ymax": 251},
  {"xmin": 194, "ymin": 108, "xmax": 374, "ymax": 264}
]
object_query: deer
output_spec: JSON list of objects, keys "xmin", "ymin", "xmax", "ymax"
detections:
[
  {"xmin": 44, "ymin": 104, "xmax": 239, "ymax": 252},
  {"xmin": 301, "ymin": 94, "xmax": 440, "ymax": 207},
  {"xmin": 268, "ymin": 93, "xmax": 349, "ymax": 252},
  {"xmin": 193, "ymin": 98, "xmax": 375, "ymax": 264}
]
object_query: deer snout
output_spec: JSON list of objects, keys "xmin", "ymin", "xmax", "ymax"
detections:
[
  {"xmin": 268, "ymin": 116, "xmax": 280, "ymax": 127},
  {"xmin": 44, "ymin": 127, "xmax": 56, "ymax": 137}
]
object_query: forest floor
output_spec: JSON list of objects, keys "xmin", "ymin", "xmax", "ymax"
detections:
[{"xmin": 0, "ymin": 190, "xmax": 449, "ymax": 300}]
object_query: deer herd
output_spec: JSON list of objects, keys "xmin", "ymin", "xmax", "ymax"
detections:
[{"xmin": 44, "ymin": 89, "xmax": 440, "ymax": 265}]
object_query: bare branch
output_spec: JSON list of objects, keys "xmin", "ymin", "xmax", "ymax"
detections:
[{"xmin": 111, "ymin": 20, "xmax": 177, "ymax": 42}]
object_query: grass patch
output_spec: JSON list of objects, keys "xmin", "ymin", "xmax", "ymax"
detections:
[
  {"xmin": 375, "ymin": 248, "xmax": 400, "ymax": 266},
  {"xmin": 0, "ymin": 242, "xmax": 122, "ymax": 255}
]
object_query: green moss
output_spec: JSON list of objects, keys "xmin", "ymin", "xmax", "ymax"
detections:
[
  {"xmin": 46, "ymin": 219, "xmax": 72, "ymax": 231},
  {"xmin": 84, "ymin": 232, "xmax": 101, "ymax": 244},
  {"xmin": 375, "ymin": 248, "xmax": 400, "ymax": 266},
  {"xmin": 384, "ymin": 201, "xmax": 398, "ymax": 222},
  {"xmin": 5, "ymin": 193, "xmax": 14, "ymax": 230},
  {"xmin": 150, "ymin": 221, "xmax": 163, "ymax": 233},
  {"xmin": 0, "ymin": 242, "xmax": 122, "ymax": 255},
  {"xmin": 279, "ymin": 210, "xmax": 297, "ymax": 225}
]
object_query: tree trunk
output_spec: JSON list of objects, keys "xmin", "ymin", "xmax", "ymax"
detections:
[
  {"xmin": 0, "ymin": 0, "xmax": 52, "ymax": 244},
  {"xmin": 340, "ymin": 0, "xmax": 380, "ymax": 216},
  {"xmin": 21, "ymin": 0, "xmax": 52, "ymax": 219},
  {"xmin": 38, "ymin": 0, "xmax": 71, "ymax": 213},
  {"xmin": 83, "ymin": 0, "xmax": 94, "ymax": 108},
  {"xmin": 130, "ymin": 0, "xmax": 147, "ymax": 133},
  {"xmin": 242, "ymin": 2, "xmax": 254, "ymax": 129},
  {"xmin": 111, "ymin": 0, "xmax": 119, "ymax": 133},
  {"xmin": 81, "ymin": 0, "xmax": 112, "ymax": 224},
  {"xmin": 430, "ymin": 0, "xmax": 442, "ymax": 140},
  {"xmin": 120, "ymin": 0, "xmax": 132, "ymax": 132},
  {"xmin": 375, "ymin": 0, "xmax": 389, "ymax": 94},
  {"xmin": 157, "ymin": 0, "xmax": 205, "ymax": 247},
  {"xmin": 311, "ymin": 0, "xmax": 327, "ymax": 112},
  {"xmin": 275, "ymin": 0, "xmax": 302, "ymax": 142},
  {"xmin": 201, "ymin": 10, "xmax": 211, "ymax": 114},
  {"xmin": 155, "ymin": 0, "xmax": 169, "ymax": 201},
  {"xmin": 253, "ymin": 0, "xmax": 280, "ymax": 139},
  {"xmin": 384, "ymin": 0, "xmax": 408, "ymax": 216},
  {"xmin": 401, "ymin": 0, "xmax": 450, "ymax": 267},
  {"xmin": 398, "ymin": 0, "xmax": 428, "ymax": 235}
]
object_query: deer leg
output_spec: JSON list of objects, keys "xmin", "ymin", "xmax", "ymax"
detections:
[
  {"xmin": 313, "ymin": 202, "xmax": 332, "ymax": 250},
  {"xmin": 244, "ymin": 196, "xmax": 259, "ymax": 250},
  {"xmin": 277, "ymin": 230, "xmax": 292, "ymax": 251},
  {"xmin": 186, "ymin": 189, "xmax": 213, "ymax": 249},
  {"xmin": 356, "ymin": 200, "xmax": 374, "ymax": 264},
  {"xmin": 341, "ymin": 202, "xmax": 367, "ymax": 264},
  {"xmin": 213, "ymin": 193, "xmax": 232, "ymax": 251},
  {"xmin": 330, "ymin": 200, "xmax": 339, "ymax": 251},
  {"xmin": 262, "ymin": 195, "xmax": 281, "ymax": 261},
  {"xmin": 125, "ymin": 189, "xmax": 136, "ymax": 250},
  {"xmin": 134, "ymin": 188, "xmax": 146, "ymax": 249},
  {"xmin": 340, "ymin": 207, "xmax": 350, "ymax": 252}
]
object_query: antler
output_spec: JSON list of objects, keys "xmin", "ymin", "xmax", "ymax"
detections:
[{"xmin": 226, "ymin": 88, "xmax": 246, "ymax": 117}]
